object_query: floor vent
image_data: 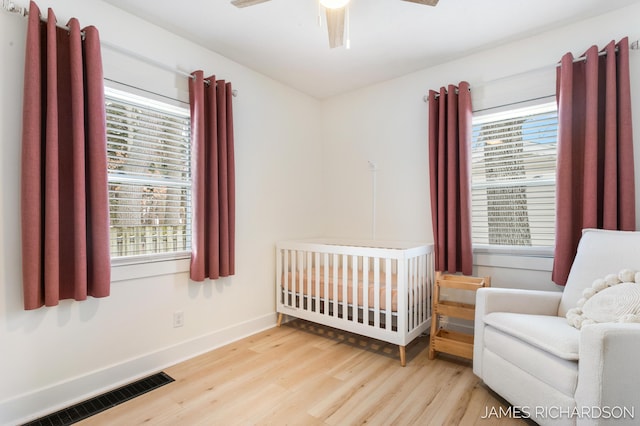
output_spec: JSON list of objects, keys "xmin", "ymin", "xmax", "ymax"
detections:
[{"xmin": 22, "ymin": 372, "xmax": 175, "ymax": 426}]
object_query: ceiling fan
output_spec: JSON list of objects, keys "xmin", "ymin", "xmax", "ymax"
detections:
[{"xmin": 231, "ymin": 0, "xmax": 439, "ymax": 49}]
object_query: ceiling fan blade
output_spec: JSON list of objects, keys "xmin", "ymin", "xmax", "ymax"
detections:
[
  {"xmin": 401, "ymin": 0, "xmax": 439, "ymax": 6},
  {"xmin": 326, "ymin": 8, "xmax": 345, "ymax": 49},
  {"xmin": 231, "ymin": 0, "xmax": 272, "ymax": 8}
]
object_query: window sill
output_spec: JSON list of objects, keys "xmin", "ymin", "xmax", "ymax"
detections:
[
  {"xmin": 472, "ymin": 244, "xmax": 553, "ymax": 258},
  {"xmin": 473, "ymin": 245, "xmax": 554, "ymax": 272},
  {"xmin": 111, "ymin": 254, "xmax": 191, "ymax": 282}
]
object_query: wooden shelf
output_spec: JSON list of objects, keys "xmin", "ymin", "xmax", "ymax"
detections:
[
  {"xmin": 432, "ymin": 329, "xmax": 475, "ymax": 359},
  {"xmin": 434, "ymin": 300, "xmax": 476, "ymax": 321},
  {"xmin": 428, "ymin": 272, "xmax": 490, "ymax": 361}
]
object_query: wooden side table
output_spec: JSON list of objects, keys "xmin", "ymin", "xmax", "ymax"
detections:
[{"xmin": 428, "ymin": 271, "xmax": 491, "ymax": 360}]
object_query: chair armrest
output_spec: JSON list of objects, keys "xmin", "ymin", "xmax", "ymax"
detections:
[
  {"xmin": 475, "ymin": 288, "xmax": 562, "ymax": 317},
  {"xmin": 473, "ymin": 288, "xmax": 562, "ymax": 378},
  {"xmin": 575, "ymin": 323, "xmax": 640, "ymax": 425}
]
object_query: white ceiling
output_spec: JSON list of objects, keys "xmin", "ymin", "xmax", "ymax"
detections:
[{"xmin": 100, "ymin": 0, "xmax": 640, "ymax": 99}]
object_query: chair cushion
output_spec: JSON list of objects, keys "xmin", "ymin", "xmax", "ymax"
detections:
[
  {"xmin": 483, "ymin": 326, "xmax": 579, "ymax": 397},
  {"xmin": 484, "ymin": 312, "xmax": 579, "ymax": 360}
]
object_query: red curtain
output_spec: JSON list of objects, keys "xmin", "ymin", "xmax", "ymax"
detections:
[
  {"xmin": 428, "ymin": 82, "xmax": 473, "ymax": 275},
  {"xmin": 21, "ymin": 2, "xmax": 110, "ymax": 309},
  {"xmin": 553, "ymin": 38, "xmax": 636, "ymax": 285},
  {"xmin": 189, "ymin": 71, "xmax": 236, "ymax": 281}
]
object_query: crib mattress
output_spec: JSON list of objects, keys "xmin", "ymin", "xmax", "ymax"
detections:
[{"xmin": 283, "ymin": 267, "xmax": 398, "ymax": 312}]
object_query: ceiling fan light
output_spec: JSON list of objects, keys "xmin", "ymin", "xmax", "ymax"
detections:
[{"xmin": 319, "ymin": 0, "xmax": 350, "ymax": 9}]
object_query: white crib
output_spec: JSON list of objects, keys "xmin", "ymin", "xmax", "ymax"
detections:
[{"xmin": 276, "ymin": 239, "xmax": 434, "ymax": 366}]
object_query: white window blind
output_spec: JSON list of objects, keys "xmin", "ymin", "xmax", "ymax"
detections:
[
  {"xmin": 105, "ymin": 87, "xmax": 192, "ymax": 259},
  {"xmin": 471, "ymin": 102, "xmax": 558, "ymax": 248}
]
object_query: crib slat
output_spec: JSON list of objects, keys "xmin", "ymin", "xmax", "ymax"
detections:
[
  {"xmin": 428, "ymin": 252, "xmax": 433, "ymax": 320},
  {"xmin": 294, "ymin": 250, "xmax": 300, "ymax": 308},
  {"xmin": 416, "ymin": 258, "xmax": 420, "ymax": 327},
  {"xmin": 374, "ymin": 257, "xmax": 380, "ymax": 329},
  {"xmin": 408, "ymin": 257, "xmax": 414, "ymax": 330},
  {"xmin": 314, "ymin": 252, "xmax": 320, "ymax": 314},
  {"xmin": 323, "ymin": 252, "xmax": 329, "ymax": 317},
  {"xmin": 352, "ymin": 255, "xmax": 358, "ymax": 324},
  {"xmin": 396, "ymin": 256, "xmax": 407, "ymax": 336},
  {"xmin": 306, "ymin": 251, "xmax": 312, "ymax": 311},
  {"xmin": 277, "ymin": 247, "xmax": 283, "ymax": 306},
  {"xmin": 418, "ymin": 255, "xmax": 424, "ymax": 321},
  {"xmin": 385, "ymin": 258, "xmax": 392, "ymax": 331},
  {"xmin": 283, "ymin": 249, "xmax": 290, "ymax": 302},
  {"xmin": 420, "ymin": 254, "xmax": 426, "ymax": 323},
  {"xmin": 300, "ymin": 250, "xmax": 305, "ymax": 308},
  {"xmin": 342, "ymin": 254, "xmax": 348, "ymax": 320},
  {"xmin": 419, "ymin": 255, "xmax": 425, "ymax": 324},
  {"xmin": 415, "ymin": 255, "xmax": 421, "ymax": 326},
  {"xmin": 415, "ymin": 257, "xmax": 420, "ymax": 328},
  {"xmin": 332, "ymin": 253, "xmax": 339, "ymax": 317},
  {"xmin": 420, "ymin": 257, "xmax": 425, "ymax": 325},
  {"xmin": 363, "ymin": 256, "xmax": 369, "ymax": 326}
]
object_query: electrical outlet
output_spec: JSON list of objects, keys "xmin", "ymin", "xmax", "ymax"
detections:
[{"xmin": 173, "ymin": 311, "xmax": 184, "ymax": 328}]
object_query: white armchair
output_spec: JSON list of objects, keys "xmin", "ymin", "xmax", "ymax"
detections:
[{"xmin": 473, "ymin": 229, "xmax": 640, "ymax": 425}]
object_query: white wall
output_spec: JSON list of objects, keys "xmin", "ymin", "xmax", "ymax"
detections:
[
  {"xmin": 0, "ymin": 1, "xmax": 323, "ymax": 424},
  {"xmin": 320, "ymin": 3, "xmax": 640, "ymax": 292},
  {"xmin": 3, "ymin": 1, "xmax": 640, "ymax": 424}
]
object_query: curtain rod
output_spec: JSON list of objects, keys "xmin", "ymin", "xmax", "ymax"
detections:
[
  {"xmin": 423, "ymin": 40, "xmax": 638, "ymax": 103},
  {"xmin": 2, "ymin": 0, "xmax": 238, "ymax": 97},
  {"xmin": 3, "ymin": 1, "xmax": 83, "ymax": 37},
  {"xmin": 424, "ymin": 86, "xmax": 470, "ymax": 102}
]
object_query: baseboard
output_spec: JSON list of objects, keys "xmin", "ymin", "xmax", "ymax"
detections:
[{"xmin": 0, "ymin": 312, "xmax": 277, "ymax": 426}]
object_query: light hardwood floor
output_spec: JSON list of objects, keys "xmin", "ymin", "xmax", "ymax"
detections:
[{"xmin": 80, "ymin": 319, "xmax": 528, "ymax": 425}]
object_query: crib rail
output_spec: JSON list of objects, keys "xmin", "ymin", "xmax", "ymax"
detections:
[{"xmin": 276, "ymin": 239, "xmax": 434, "ymax": 348}]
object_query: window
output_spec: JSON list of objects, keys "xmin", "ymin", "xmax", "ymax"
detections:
[
  {"xmin": 471, "ymin": 102, "xmax": 558, "ymax": 250},
  {"xmin": 105, "ymin": 87, "xmax": 191, "ymax": 260}
]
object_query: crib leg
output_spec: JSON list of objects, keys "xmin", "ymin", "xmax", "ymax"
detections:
[
  {"xmin": 399, "ymin": 345, "xmax": 406, "ymax": 367},
  {"xmin": 276, "ymin": 313, "xmax": 283, "ymax": 327}
]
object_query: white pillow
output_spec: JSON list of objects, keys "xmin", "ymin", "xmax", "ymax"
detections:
[
  {"xmin": 582, "ymin": 283, "xmax": 640, "ymax": 322},
  {"xmin": 566, "ymin": 269, "xmax": 640, "ymax": 329}
]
